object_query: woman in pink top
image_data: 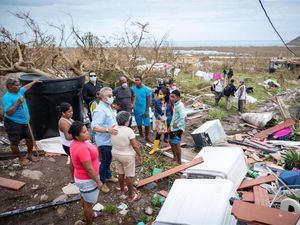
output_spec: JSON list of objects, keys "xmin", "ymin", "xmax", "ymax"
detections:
[{"xmin": 69, "ymin": 121, "xmax": 103, "ymax": 225}]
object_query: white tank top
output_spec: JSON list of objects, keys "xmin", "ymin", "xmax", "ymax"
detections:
[
  {"xmin": 238, "ymin": 84, "xmax": 246, "ymax": 100},
  {"xmin": 59, "ymin": 118, "xmax": 73, "ymax": 147}
]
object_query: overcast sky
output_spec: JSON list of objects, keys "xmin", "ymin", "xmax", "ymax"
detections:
[{"xmin": 0, "ymin": 0, "xmax": 299, "ymax": 45}]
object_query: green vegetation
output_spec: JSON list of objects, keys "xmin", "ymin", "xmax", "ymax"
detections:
[
  {"xmin": 138, "ymin": 214, "xmax": 153, "ymax": 223},
  {"xmin": 283, "ymin": 150, "xmax": 300, "ymax": 170},
  {"xmin": 103, "ymin": 203, "xmax": 117, "ymax": 215}
]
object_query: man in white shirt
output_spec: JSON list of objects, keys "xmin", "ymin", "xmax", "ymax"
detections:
[
  {"xmin": 237, "ymin": 80, "xmax": 246, "ymax": 113},
  {"xmin": 214, "ymin": 78, "xmax": 224, "ymax": 106}
]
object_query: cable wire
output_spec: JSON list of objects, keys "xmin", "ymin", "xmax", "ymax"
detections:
[{"xmin": 258, "ymin": 0, "xmax": 298, "ymax": 57}]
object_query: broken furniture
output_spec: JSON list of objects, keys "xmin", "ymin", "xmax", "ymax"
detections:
[
  {"xmin": 191, "ymin": 119, "xmax": 226, "ymax": 150},
  {"xmin": 183, "ymin": 146, "xmax": 247, "ymax": 189},
  {"xmin": 153, "ymin": 179, "xmax": 238, "ymax": 225},
  {"xmin": 231, "ymin": 200, "xmax": 300, "ymax": 225}
]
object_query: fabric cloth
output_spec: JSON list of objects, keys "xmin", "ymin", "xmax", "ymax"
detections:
[
  {"xmin": 89, "ymin": 99, "xmax": 100, "ymax": 115},
  {"xmin": 62, "ymin": 145, "xmax": 70, "ymax": 156},
  {"xmin": 82, "ymin": 81, "xmax": 103, "ymax": 106},
  {"xmin": 111, "ymin": 126, "xmax": 136, "ymax": 156},
  {"xmin": 113, "ymin": 86, "xmax": 134, "ymax": 112},
  {"xmin": 134, "ymin": 112, "xmax": 150, "ymax": 127},
  {"xmin": 70, "ymin": 140, "xmax": 99, "ymax": 180},
  {"xmin": 98, "ymin": 145, "xmax": 112, "ymax": 183},
  {"xmin": 226, "ymin": 96, "xmax": 233, "ymax": 110},
  {"xmin": 214, "ymin": 80, "xmax": 224, "ymax": 92},
  {"xmin": 170, "ymin": 130, "xmax": 183, "ymax": 145},
  {"xmin": 113, "ymin": 154, "xmax": 136, "ymax": 177},
  {"xmin": 3, "ymin": 117, "xmax": 31, "ymax": 145},
  {"xmin": 132, "ymin": 85, "xmax": 151, "ymax": 114},
  {"xmin": 58, "ymin": 118, "xmax": 73, "ymax": 147},
  {"xmin": 2, "ymin": 87, "xmax": 29, "ymax": 124},
  {"xmin": 213, "ymin": 73, "xmax": 222, "ymax": 80},
  {"xmin": 170, "ymin": 100, "xmax": 186, "ymax": 132},
  {"xmin": 273, "ymin": 127, "xmax": 292, "ymax": 138},
  {"xmin": 75, "ymin": 178, "xmax": 99, "ymax": 204},
  {"xmin": 91, "ymin": 101, "xmax": 117, "ymax": 147},
  {"xmin": 237, "ymin": 84, "xmax": 247, "ymax": 100},
  {"xmin": 238, "ymin": 100, "xmax": 246, "ymax": 113}
]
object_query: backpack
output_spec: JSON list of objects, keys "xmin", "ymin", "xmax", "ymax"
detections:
[{"xmin": 223, "ymin": 84, "xmax": 232, "ymax": 97}]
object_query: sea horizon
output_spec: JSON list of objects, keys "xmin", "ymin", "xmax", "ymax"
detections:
[{"xmin": 169, "ymin": 40, "xmax": 287, "ymax": 47}]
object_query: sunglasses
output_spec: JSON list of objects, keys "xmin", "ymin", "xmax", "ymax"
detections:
[{"xmin": 90, "ymin": 75, "xmax": 97, "ymax": 77}]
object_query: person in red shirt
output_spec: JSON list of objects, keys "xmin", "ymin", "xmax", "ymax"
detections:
[{"xmin": 69, "ymin": 121, "xmax": 103, "ymax": 225}]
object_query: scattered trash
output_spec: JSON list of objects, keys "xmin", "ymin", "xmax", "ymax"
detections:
[
  {"xmin": 62, "ymin": 183, "xmax": 80, "ymax": 195},
  {"xmin": 93, "ymin": 203, "xmax": 104, "ymax": 211},
  {"xmin": 152, "ymin": 168, "xmax": 163, "ymax": 176},
  {"xmin": 117, "ymin": 203, "xmax": 128, "ymax": 210},
  {"xmin": 241, "ymin": 112, "xmax": 273, "ymax": 128},
  {"xmin": 145, "ymin": 206, "xmax": 153, "ymax": 215},
  {"xmin": 264, "ymin": 79, "xmax": 280, "ymax": 88}
]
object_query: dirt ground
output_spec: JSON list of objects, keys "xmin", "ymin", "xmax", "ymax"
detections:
[{"xmin": 0, "ymin": 122, "xmax": 197, "ymax": 225}]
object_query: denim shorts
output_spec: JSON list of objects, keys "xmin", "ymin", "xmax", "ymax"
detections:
[
  {"xmin": 170, "ymin": 130, "xmax": 183, "ymax": 145},
  {"xmin": 75, "ymin": 179, "xmax": 99, "ymax": 204}
]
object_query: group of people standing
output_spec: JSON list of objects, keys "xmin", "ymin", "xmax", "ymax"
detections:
[
  {"xmin": 56, "ymin": 72, "xmax": 187, "ymax": 224},
  {"xmin": 212, "ymin": 77, "xmax": 247, "ymax": 113}
]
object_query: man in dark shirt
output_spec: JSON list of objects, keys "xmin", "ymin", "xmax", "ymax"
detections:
[
  {"xmin": 223, "ymin": 79, "xmax": 237, "ymax": 111},
  {"xmin": 113, "ymin": 76, "xmax": 134, "ymax": 113},
  {"xmin": 82, "ymin": 71, "xmax": 103, "ymax": 107}
]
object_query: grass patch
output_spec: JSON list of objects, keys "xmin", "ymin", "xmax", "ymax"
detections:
[
  {"xmin": 208, "ymin": 107, "xmax": 230, "ymax": 120},
  {"xmin": 103, "ymin": 203, "xmax": 117, "ymax": 215}
]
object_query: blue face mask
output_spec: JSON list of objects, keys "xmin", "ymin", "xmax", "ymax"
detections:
[{"xmin": 107, "ymin": 96, "xmax": 114, "ymax": 105}]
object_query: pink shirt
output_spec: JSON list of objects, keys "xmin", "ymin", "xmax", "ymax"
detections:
[{"xmin": 70, "ymin": 140, "xmax": 99, "ymax": 180}]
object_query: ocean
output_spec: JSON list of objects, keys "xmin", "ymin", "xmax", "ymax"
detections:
[{"xmin": 170, "ymin": 40, "xmax": 285, "ymax": 47}]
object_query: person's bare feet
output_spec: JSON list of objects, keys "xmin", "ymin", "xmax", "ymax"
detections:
[
  {"xmin": 19, "ymin": 158, "xmax": 31, "ymax": 166},
  {"xmin": 27, "ymin": 155, "xmax": 39, "ymax": 162}
]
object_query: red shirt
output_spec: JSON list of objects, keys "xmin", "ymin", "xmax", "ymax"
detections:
[{"xmin": 70, "ymin": 140, "xmax": 99, "ymax": 180}]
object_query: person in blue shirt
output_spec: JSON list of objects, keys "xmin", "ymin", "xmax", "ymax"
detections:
[
  {"xmin": 91, "ymin": 87, "xmax": 118, "ymax": 193},
  {"xmin": 132, "ymin": 76, "xmax": 151, "ymax": 142},
  {"xmin": 2, "ymin": 78, "xmax": 41, "ymax": 166},
  {"xmin": 169, "ymin": 90, "xmax": 187, "ymax": 164}
]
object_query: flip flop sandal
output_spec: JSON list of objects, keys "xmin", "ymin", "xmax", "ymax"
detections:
[
  {"xmin": 20, "ymin": 159, "xmax": 32, "ymax": 166},
  {"xmin": 128, "ymin": 192, "xmax": 141, "ymax": 203}
]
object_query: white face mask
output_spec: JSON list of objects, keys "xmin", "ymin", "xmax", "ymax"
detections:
[
  {"xmin": 121, "ymin": 83, "xmax": 128, "ymax": 88},
  {"xmin": 90, "ymin": 76, "xmax": 97, "ymax": 84},
  {"xmin": 107, "ymin": 96, "xmax": 114, "ymax": 105}
]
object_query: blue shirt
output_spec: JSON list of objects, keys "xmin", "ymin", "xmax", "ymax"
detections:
[
  {"xmin": 170, "ymin": 100, "xmax": 187, "ymax": 132},
  {"xmin": 132, "ymin": 85, "xmax": 151, "ymax": 114},
  {"xmin": 91, "ymin": 101, "xmax": 117, "ymax": 147},
  {"xmin": 2, "ymin": 87, "xmax": 29, "ymax": 124}
]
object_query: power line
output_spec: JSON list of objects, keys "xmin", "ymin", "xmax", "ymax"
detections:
[{"xmin": 258, "ymin": 0, "xmax": 298, "ymax": 57}]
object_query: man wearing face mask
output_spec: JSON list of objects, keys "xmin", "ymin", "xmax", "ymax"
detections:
[
  {"xmin": 82, "ymin": 71, "xmax": 103, "ymax": 107},
  {"xmin": 113, "ymin": 76, "xmax": 135, "ymax": 113},
  {"xmin": 91, "ymin": 87, "xmax": 118, "ymax": 193}
]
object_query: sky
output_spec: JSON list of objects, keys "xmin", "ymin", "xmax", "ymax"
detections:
[{"xmin": 0, "ymin": 0, "xmax": 299, "ymax": 46}]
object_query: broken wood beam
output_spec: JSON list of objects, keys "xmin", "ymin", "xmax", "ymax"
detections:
[
  {"xmin": 253, "ymin": 186, "xmax": 270, "ymax": 207},
  {"xmin": 254, "ymin": 118, "xmax": 295, "ymax": 139},
  {"xmin": 239, "ymin": 191, "xmax": 275, "ymax": 203},
  {"xmin": 0, "ymin": 195, "xmax": 81, "ymax": 218},
  {"xmin": 235, "ymin": 134, "xmax": 244, "ymax": 142},
  {"xmin": 238, "ymin": 175, "xmax": 277, "ymax": 190},
  {"xmin": 137, "ymin": 157, "xmax": 204, "ymax": 188},
  {"xmin": 0, "ymin": 177, "xmax": 25, "ymax": 190},
  {"xmin": 157, "ymin": 190, "xmax": 169, "ymax": 198},
  {"xmin": 231, "ymin": 200, "xmax": 300, "ymax": 225}
]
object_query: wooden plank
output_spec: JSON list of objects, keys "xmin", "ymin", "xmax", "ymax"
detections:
[
  {"xmin": 157, "ymin": 190, "xmax": 169, "ymax": 198},
  {"xmin": 243, "ymin": 123, "xmax": 258, "ymax": 129},
  {"xmin": 254, "ymin": 118, "xmax": 295, "ymax": 139},
  {"xmin": 231, "ymin": 200, "xmax": 300, "ymax": 225},
  {"xmin": 240, "ymin": 191, "xmax": 276, "ymax": 203},
  {"xmin": 247, "ymin": 158, "xmax": 257, "ymax": 165},
  {"xmin": 187, "ymin": 113, "xmax": 202, "ymax": 120},
  {"xmin": 235, "ymin": 134, "xmax": 244, "ymax": 141},
  {"xmin": 137, "ymin": 157, "xmax": 204, "ymax": 188},
  {"xmin": 0, "ymin": 177, "xmax": 25, "ymax": 190},
  {"xmin": 238, "ymin": 175, "xmax": 277, "ymax": 190},
  {"xmin": 160, "ymin": 142, "xmax": 187, "ymax": 152},
  {"xmin": 253, "ymin": 186, "xmax": 270, "ymax": 207}
]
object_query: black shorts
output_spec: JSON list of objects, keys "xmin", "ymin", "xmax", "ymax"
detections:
[
  {"xmin": 62, "ymin": 145, "xmax": 70, "ymax": 156},
  {"xmin": 169, "ymin": 130, "xmax": 183, "ymax": 139},
  {"xmin": 4, "ymin": 117, "xmax": 31, "ymax": 145}
]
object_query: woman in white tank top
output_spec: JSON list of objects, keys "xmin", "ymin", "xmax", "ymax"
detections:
[{"xmin": 58, "ymin": 102, "xmax": 74, "ymax": 182}]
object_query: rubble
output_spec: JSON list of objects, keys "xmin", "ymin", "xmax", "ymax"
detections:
[{"xmin": 22, "ymin": 169, "xmax": 43, "ymax": 180}]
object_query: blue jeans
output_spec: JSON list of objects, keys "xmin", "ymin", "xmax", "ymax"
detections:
[{"xmin": 98, "ymin": 145, "xmax": 112, "ymax": 183}]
